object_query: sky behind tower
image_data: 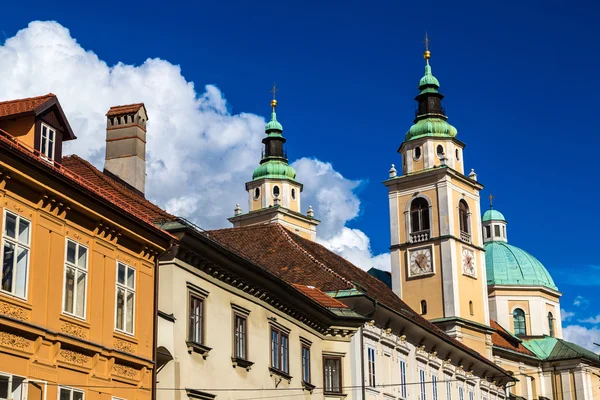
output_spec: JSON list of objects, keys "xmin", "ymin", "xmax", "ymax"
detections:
[{"xmin": 0, "ymin": 0, "xmax": 598, "ymax": 351}]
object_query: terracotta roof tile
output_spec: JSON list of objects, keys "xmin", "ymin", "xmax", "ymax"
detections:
[
  {"xmin": 0, "ymin": 94, "xmax": 56, "ymax": 118},
  {"xmin": 106, "ymin": 103, "xmax": 145, "ymax": 117},
  {"xmin": 207, "ymin": 223, "xmax": 507, "ymax": 371},
  {"xmin": 61, "ymin": 155, "xmax": 176, "ymax": 223},
  {"xmin": 292, "ymin": 284, "xmax": 349, "ymax": 309},
  {"xmin": 491, "ymin": 320, "xmax": 536, "ymax": 356}
]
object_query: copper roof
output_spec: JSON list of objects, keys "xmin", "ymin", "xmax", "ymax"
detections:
[
  {"xmin": 106, "ymin": 103, "xmax": 145, "ymax": 117},
  {"xmin": 0, "ymin": 93, "xmax": 56, "ymax": 118},
  {"xmin": 491, "ymin": 320, "xmax": 536, "ymax": 356}
]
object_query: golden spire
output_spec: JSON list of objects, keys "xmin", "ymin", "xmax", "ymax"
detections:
[
  {"xmin": 270, "ymin": 82, "xmax": 278, "ymax": 110},
  {"xmin": 423, "ymin": 32, "xmax": 431, "ymax": 64},
  {"xmin": 489, "ymin": 194, "xmax": 494, "ymax": 209}
]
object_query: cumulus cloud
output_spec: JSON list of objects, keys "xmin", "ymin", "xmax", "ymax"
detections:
[
  {"xmin": 563, "ymin": 325, "xmax": 600, "ymax": 354},
  {"xmin": 578, "ymin": 315, "xmax": 600, "ymax": 324},
  {"xmin": 561, "ymin": 309, "xmax": 575, "ymax": 322},
  {"xmin": 573, "ymin": 296, "xmax": 589, "ymax": 307},
  {"xmin": 0, "ymin": 21, "xmax": 389, "ymax": 271}
]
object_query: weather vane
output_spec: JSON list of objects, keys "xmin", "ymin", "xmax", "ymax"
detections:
[
  {"xmin": 270, "ymin": 82, "xmax": 278, "ymax": 100},
  {"xmin": 423, "ymin": 31, "xmax": 430, "ymax": 51},
  {"xmin": 423, "ymin": 32, "xmax": 431, "ymax": 63},
  {"xmin": 489, "ymin": 194, "xmax": 494, "ymax": 209}
]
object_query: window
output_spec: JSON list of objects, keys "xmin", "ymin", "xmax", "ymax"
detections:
[
  {"xmin": 446, "ymin": 379, "xmax": 452, "ymax": 400},
  {"xmin": 436, "ymin": 144, "xmax": 445, "ymax": 158},
  {"xmin": 270, "ymin": 327, "xmax": 289, "ymax": 374},
  {"xmin": 301, "ymin": 344, "xmax": 311, "ymax": 383},
  {"xmin": 456, "ymin": 149, "xmax": 460, "ymax": 160},
  {"xmin": 410, "ymin": 198, "xmax": 430, "ymax": 233},
  {"xmin": 513, "ymin": 308, "xmax": 526, "ymax": 336},
  {"xmin": 253, "ymin": 187, "xmax": 260, "ymax": 200},
  {"xmin": 468, "ymin": 387, "xmax": 474, "ymax": 400},
  {"xmin": 291, "ymin": 188, "xmax": 296, "ymax": 200},
  {"xmin": 459, "ymin": 200, "xmax": 470, "ymax": 234},
  {"xmin": 63, "ymin": 240, "xmax": 88, "ymax": 319},
  {"xmin": 421, "ymin": 300, "xmax": 427, "ymax": 315},
  {"xmin": 367, "ymin": 347, "xmax": 376, "ymax": 387},
  {"xmin": 234, "ymin": 314, "xmax": 247, "ymax": 359},
  {"xmin": 485, "ymin": 226, "xmax": 491, "ymax": 238},
  {"xmin": 59, "ymin": 387, "xmax": 83, "ymax": 400},
  {"xmin": 459, "ymin": 386, "xmax": 464, "ymax": 400},
  {"xmin": 399, "ymin": 359, "xmax": 407, "ymax": 399},
  {"xmin": 189, "ymin": 295, "xmax": 203, "ymax": 344},
  {"xmin": 432, "ymin": 374, "xmax": 438, "ymax": 400},
  {"xmin": 494, "ymin": 225, "xmax": 500, "ymax": 237},
  {"xmin": 40, "ymin": 123, "xmax": 56, "ymax": 160},
  {"xmin": 548, "ymin": 312, "xmax": 555, "ymax": 337},
  {"xmin": 502, "ymin": 225, "xmax": 506, "ymax": 238},
  {"xmin": 419, "ymin": 369, "xmax": 427, "ymax": 400},
  {"xmin": 1, "ymin": 211, "xmax": 30, "ymax": 298},
  {"xmin": 414, "ymin": 146, "xmax": 422, "ymax": 160},
  {"xmin": 272, "ymin": 185, "xmax": 280, "ymax": 198},
  {"xmin": 0, "ymin": 374, "xmax": 25, "ymax": 400},
  {"xmin": 323, "ymin": 356, "xmax": 342, "ymax": 394},
  {"xmin": 115, "ymin": 262, "xmax": 135, "ymax": 334},
  {"xmin": 469, "ymin": 301, "xmax": 474, "ymax": 316}
]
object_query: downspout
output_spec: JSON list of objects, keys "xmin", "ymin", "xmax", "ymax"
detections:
[
  {"xmin": 153, "ymin": 239, "xmax": 175, "ymax": 400},
  {"xmin": 361, "ymin": 297, "xmax": 378, "ymax": 400}
]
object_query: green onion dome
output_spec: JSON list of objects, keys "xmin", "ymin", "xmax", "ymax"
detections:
[
  {"xmin": 252, "ymin": 160, "xmax": 297, "ymax": 181},
  {"xmin": 405, "ymin": 118, "xmax": 458, "ymax": 141}
]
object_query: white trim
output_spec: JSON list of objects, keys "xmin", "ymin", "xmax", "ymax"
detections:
[
  {"xmin": 62, "ymin": 239, "xmax": 89, "ymax": 320},
  {"xmin": 40, "ymin": 123, "xmax": 56, "ymax": 161},
  {"xmin": 114, "ymin": 261, "xmax": 136, "ymax": 336},
  {"xmin": 406, "ymin": 245, "xmax": 435, "ymax": 278},
  {"xmin": 57, "ymin": 386, "xmax": 84, "ymax": 400},
  {"xmin": 1, "ymin": 209, "xmax": 31, "ymax": 300}
]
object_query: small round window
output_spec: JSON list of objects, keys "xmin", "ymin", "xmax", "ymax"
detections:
[
  {"xmin": 291, "ymin": 188, "xmax": 296, "ymax": 200},
  {"xmin": 253, "ymin": 187, "xmax": 260, "ymax": 200},
  {"xmin": 436, "ymin": 144, "xmax": 445, "ymax": 158},
  {"xmin": 272, "ymin": 185, "xmax": 280, "ymax": 198},
  {"xmin": 413, "ymin": 146, "xmax": 422, "ymax": 160},
  {"xmin": 456, "ymin": 148, "xmax": 460, "ymax": 161}
]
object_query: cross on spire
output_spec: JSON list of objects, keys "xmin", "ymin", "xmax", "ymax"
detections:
[
  {"xmin": 489, "ymin": 194, "xmax": 494, "ymax": 209},
  {"xmin": 422, "ymin": 32, "xmax": 431, "ymax": 64},
  {"xmin": 423, "ymin": 31, "xmax": 430, "ymax": 51},
  {"xmin": 270, "ymin": 82, "xmax": 278, "ymax": 100}
]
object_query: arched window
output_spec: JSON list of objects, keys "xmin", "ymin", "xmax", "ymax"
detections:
[
  {"xmin": 420, "ymin": 300, "xmax": 427, "ymax": 315},
  {"xmin": 513, "ymin": 308, "xmax": 526, "ymax": 336},
  {"xmin": 410, "ymin": 198, "xmax": 430, "ymax": 234},
  {"xmin": 469, "ymin": 301, "xmax": 474, "ymax": 316},
  {"xmin": 548, "ymin": 312, "xmax": 555, "ymax": 337},
  {"xmin": 459, "ymin": 200, "xmax": 470, "ymax": 235}
]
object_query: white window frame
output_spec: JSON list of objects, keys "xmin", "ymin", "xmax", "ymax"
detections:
[
  {"xmin": 0, "ymin": 371, "xmax": 27, "ymax": 400},
  {"xmin": 367, "ymin": 346, "xmax": 376, "ymax": 388},
  {"xmin": 419, "ymin": 368, "xmax": 427, "ymax": 400},
  {"xmin": 58, "ymin": 386, "xmax": 84, "ymax": 400},
  {"xmin": 432, "ymin": 373, "xmax": 438, "ymax": 400},
  {"xmin": 399, "ymin": 358, "xmax": 407, "ymax": 399},
  {"xmin": 40, "ymin": 123, "xmax": 56, "ymax": 161},
  {"xmin": 114, "ymin": 262, "xmax": 136, "ymax": 335},
  {"xmin": 1, "ymin": 210, "xmax": 31, "ymax": 299},
  {"xmin": 62, "ymin": 239, "xmax": 88, "ymax": 320},
  {"xmin": 446, "ymin": 379, "xmax": 452, "ymax": 400}
]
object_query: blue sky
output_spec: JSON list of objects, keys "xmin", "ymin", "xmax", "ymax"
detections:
[{"xmin": 1, "ymin": 0, "xmax": 599, "ymax": 349}]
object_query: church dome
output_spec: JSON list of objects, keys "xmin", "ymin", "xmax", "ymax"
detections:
[
  {"xmin": 484, "ymin": 241, "xmax": 558, "ymax": 290},
  {"xmin": 483, "ymin": 209, "xmax": 506, "ymax": 222},
  {"xmin": 252, "ymin": 160, "xmax": 297, "ymax": 181},
  {"xmin": 405, "ymin": 118, "xmax": 458, "ymax": 141}
]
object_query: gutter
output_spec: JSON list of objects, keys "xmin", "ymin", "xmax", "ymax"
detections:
[{"xmin": 152, "ymin": 239, "xmax": 176, "ymax": 400}]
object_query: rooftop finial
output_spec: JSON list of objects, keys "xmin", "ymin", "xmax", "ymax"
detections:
[
  {"xmin": 423, "ymin": 32, "xmax": 431, "ymax": 64},
  {"xmin": 489, "ymin": 194, "xmax": 494, "ymax": 210},
  {"xmin": 270, "ymin": 82, "xmax": 278, "ymax": 110}
]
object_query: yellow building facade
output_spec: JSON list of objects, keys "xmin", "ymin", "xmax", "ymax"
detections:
[{"xmin": 0, "ymin": 94, "xmax": 171, "ymax": 400}]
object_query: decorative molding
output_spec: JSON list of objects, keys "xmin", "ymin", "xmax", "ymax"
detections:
[
  {"xmin": 60, "ymin": 322, "xmax": 87, "ymax": 339},
  {"xmin": 0, "ymin": 301, "xmax": 28, "ymax": 321},
  {"xmin": 114, "ymin": 338, "xmax": 135, "ymax": 353},
  {"xmin": 112, "ymin": 364, "xmax": 137, "ymax": 379},
  {"xmin": 60, "ymin": 350, "xmax": 89, "ymax": 365},
  {"xmin": 0, "ymin": 332, "xmax": 28, "ymax": 349}
]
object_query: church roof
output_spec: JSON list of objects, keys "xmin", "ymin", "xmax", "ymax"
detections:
[
  {"xmin": 483, "ymin": 209, "xmax": 506, "ymax": 222},
  {"xmin": 523, "ymin": 337, "xmax": 600, "ymax": 365},
  {"xmin": 484, "ymin": 241, "xmax": 558, "ymax": 290},
  {"xmin": 490, "ymin": 320, "xmax": 536, "ymax": 357}
]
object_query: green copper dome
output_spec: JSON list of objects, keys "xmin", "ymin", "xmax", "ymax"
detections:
[
  {"xmin": 484, "ymin": 241, "xmax": 558, "ymax": 290},
  {"xmin": 252, "ymin": 160, "xmax": 297, "ymax": 181},
  {"xmin": 419, "ymin": 65, "xmax": 440, "ymax": 91},
  {"xmin": 483, "ymin": 209, "xmax": 506, "ymax": 222},
  {"xmin": 406, "ymin": 118, "xmax": 458, "ymax": 141},
  {"xmin": 265, "ymin": 111, "xmax": 283, "ymax": 133}
]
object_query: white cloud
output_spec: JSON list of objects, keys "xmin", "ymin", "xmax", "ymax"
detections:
[
  {"xmin": 563, "ymin": 325, "xmax": 600, "ymax": 354},
  {"xmin": 573, "ymin": 296, "xmax": 589, "ymax": 307},
  {"xmin": 561, "ymin": 309, "xmax": 575, "ymax": 322},
  {"xmin": 0, "ymin": 21, "xmax": 389, "ymax": 271},
  {"xmin": 578, "ymin": 315, "xmax": 600, "ymax": 324}
]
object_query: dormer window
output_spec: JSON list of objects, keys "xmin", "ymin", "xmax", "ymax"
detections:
[{"xmin": 40, "ymin": 123, "xmax": 56, "ymax": 161}]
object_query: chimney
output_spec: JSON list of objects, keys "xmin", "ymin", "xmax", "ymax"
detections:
[{"xmin": 104, "ymin": 103, "xmax": 148, "ymax": 195}]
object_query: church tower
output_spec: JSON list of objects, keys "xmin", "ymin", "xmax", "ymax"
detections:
[
  {"xmin": 229, "ymin": 91, "xmax": 319, "ymax": 240},
  {"xmin": 384, "ymin": 42, "xmax": 494, "ymax": 357}
]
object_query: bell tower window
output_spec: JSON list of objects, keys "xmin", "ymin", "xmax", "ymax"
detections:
[
  {"xmin": 436, "ymin": 145, "xmax": 445, "ymax": 158},
  {"xmin": 272, "ymin": 185, "xmax": 280, "ymax": 198},
  {"xmin": 513, "ymin": 308, "xmax": 527, "ymax": 336},
  {"xmin": 548, "ymin": 312, "xmax": 555, "ymax": 337},
  {"xmin": 410, "ymin": 198, "xmax": 430, "ymax": 239},
  {"xmin": 420, "ymin": 300, "xmax": 427, "ymax": 315},
  {"xmin": 459, "ymin": 200, "xmax": 470, "ymax": 242},
  {"xmin": 413, "ymin": 147, "xmax": 422, "ymax": 160},
  {"xmin": 253, "ymin": 188, "xmax": 260, "ymax": 200}
]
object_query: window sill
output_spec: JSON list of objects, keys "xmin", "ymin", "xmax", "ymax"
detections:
[
  {"xmin": 186, "ymin": 341, "xmax": 212, "ymax": 359},
  {"xmin": 302, "ymin": 381, "xmax": 316, "ymax": 393},
  {"xmin": 324, "ymin": 392, "xmax": 347, "ymax": 398},
  {"xmin": 231, "ymin": 357, "xmax": 254, "ymax": 371},
  {"xmin": 113, "ymin": 330, "xmax": 138, "ymax": 343},
  {"xmin": 269, "ymin": 367, "xmax": 292, "ymax": 382},
  {"xmin": 60, "ymin": 313, "xmax": 90, "ymax": 328}
]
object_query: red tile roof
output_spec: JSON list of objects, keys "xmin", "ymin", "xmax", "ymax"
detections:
[
  {"xmin": 0, "ymin": 94, "xmax": 56, "ymax": 118},
  {"xmin": 292, "ymin": 284, "xmax": 349, "ymax": 309},
  {"xmin": 207, "ymin": 223, "xmax": 507, "ymax": 371},
  {"xmin": 61, "ymin": 155, "xmax": 175, "ymax": 223},
  {"xmin": 106, "ymin": 103, "xmax": 145, "ymax": 117},
  {"xmin": 491, "ymin": 320, "xmax": 536, "ymax": 356}
]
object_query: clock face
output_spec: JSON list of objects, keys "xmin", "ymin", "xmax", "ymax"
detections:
[
  {"xmin": 409, "ymin": 248, "xmax": 433, "ymax": 277},
  {"xmin": 462, "ymin": 248, "xmax": 476, "ymax": 277}
]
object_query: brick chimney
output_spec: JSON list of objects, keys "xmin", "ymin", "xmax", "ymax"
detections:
[{"xmin": 104, "ymin": 103, "xmax": 148, "ymax": 195}]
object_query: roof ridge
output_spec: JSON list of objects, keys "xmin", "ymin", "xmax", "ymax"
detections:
[
  {"xmin": 64, "ymin": 155, "xmax": 174, "ymax": 220},
  {"xmin": 275, "ymin": 224, "xmax": 356, "ymax": 289},
  {"xmin": 0, "ymin": 93, "xmax": 55, "ymax": 106}
]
